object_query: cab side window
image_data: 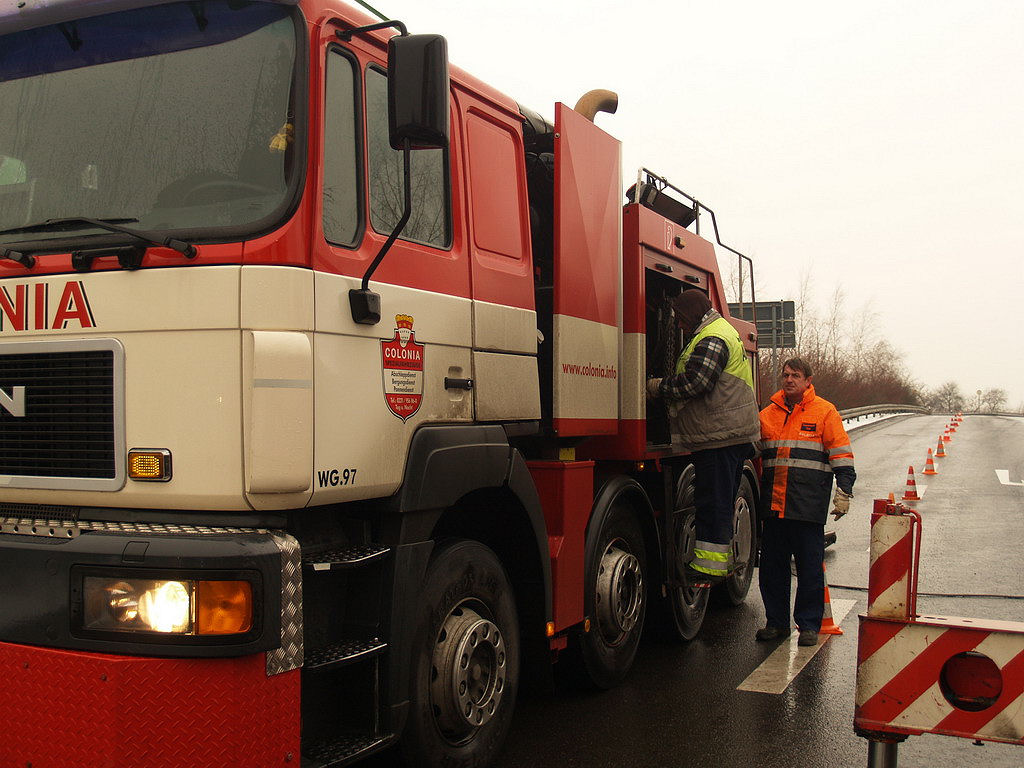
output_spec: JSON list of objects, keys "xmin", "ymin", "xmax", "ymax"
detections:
[
  {"xmin": 365, "ymin": 66, "xmax": 450, "ymax": 248},
  {"xmin": 323, "ymin": 49, "xmax": 361, "ymax": 246}
]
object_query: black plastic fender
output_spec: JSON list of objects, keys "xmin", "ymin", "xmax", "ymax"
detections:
[
  {"xmin": 396, "ymin": 424, "xmax": 510, "ymax": 518},
  {"xmin": 392, "ymin": 424, "xmax": 551, "ymax": 608},
  {"xmin": 588, "ymin": 474, "xmax": 657, "ymax": 569}
]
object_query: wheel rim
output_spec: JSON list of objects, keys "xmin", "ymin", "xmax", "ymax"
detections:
[
  {"xmin": 430, "ymin": 604, "xmax": 506, "ymax": 742},
  {"xmin": 732, "ymin": 493, "xmax": 753, "ymax": 576},
  {"xmin": 669, "ymin": 509, "xmax": 703, "ymax": 605},
  {"xmin": 594, "ymin": 538, "xmax": 643, "ymax": 644}
]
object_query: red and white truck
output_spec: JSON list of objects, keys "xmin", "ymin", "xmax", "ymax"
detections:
[{"xmin": 0, "ymin": 1, "xmax": 760, "ymax": 765}]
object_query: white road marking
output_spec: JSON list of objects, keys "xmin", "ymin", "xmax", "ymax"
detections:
[
  {"xmin": 737, "ymin": 599, "xmax": 857, "ymax": 695},
  {"xmin": 995, "ymin": 469, "xmax": 1024, "ymax": 487}
]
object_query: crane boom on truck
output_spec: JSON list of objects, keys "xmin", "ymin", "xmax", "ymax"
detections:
[{"xmin": 0, "ymin": 1, "xmax": 760, "ymax": 766}]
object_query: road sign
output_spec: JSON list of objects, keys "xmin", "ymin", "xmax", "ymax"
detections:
[{"xmin": 727, "ymin": 300, "xmax": 796, "ymax": 349}]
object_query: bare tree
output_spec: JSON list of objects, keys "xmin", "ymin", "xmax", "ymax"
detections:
[
  {"xmin": 752, "ymin": 277, "xmax": 921, "ymax": 410},
  {"xmin": 981, "ymin": 388, "xmax": 1008, "ymax": 412},
  {"xmin": 927, "ymin": 381, "xmax": 965, "ymax": 413},
  {"xmin": 723, "ymin": 258, "xmax": 740, "ymax": 304}
]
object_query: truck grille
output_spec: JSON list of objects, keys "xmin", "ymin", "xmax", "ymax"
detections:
[{"xmin": 0, "ymin": 340, "xmax": 124, "ymax": 489}]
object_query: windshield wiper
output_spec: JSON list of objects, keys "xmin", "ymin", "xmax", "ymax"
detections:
[
  {"xmin": 0, "ymin": 216, "xmax": 139, "ymax": 237},
  {"xmin": 0, "ymin": 217, "xmax": 197, "ymax": 259},
  {"xmin": 0, "ymin": 247, "xmax": 36, "ymax": 269}
]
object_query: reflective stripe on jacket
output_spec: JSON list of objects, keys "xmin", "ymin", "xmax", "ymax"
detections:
[
  {"xmin": 758, "ymin": 383, "xmax": 855, "ymax": 524},
  {"xmin": 668, "ymin": 313, "xmax": 761, "ymax": 451}
]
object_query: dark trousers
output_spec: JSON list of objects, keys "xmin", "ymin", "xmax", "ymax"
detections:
[
  {"xmin": 758, "ymin": 517, "xmax": 824, "ymax": 631},
  {"xmin": 691, "ymin": 443, "xmax": 751, "ymax": 546}
]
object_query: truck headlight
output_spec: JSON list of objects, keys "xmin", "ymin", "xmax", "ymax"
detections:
[
  {"xmin": 138, "ymin": 580, "xmax": 191, "ymax": 633},
  {"xmin": 84, "ymin": 577, "xmax": 252, "ymax": 635}
]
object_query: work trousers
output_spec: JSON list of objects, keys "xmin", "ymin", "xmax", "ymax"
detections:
[
  {"xmin": 758, "ymin": 517, "xmax": 824, "ymax": 632},
  {"xmin": 690, "ymin": 443, "xmax": 751, "ymax": 547}
]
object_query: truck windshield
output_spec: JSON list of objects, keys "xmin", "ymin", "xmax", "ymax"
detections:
[{"xmin": 0, "ymin": 0, "xmax": 299, "ymax": 248}]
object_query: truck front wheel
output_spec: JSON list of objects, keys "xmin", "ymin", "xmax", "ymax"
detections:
[{"xmin": 402, "ymin": 539, "xmax": 520, "ymax": 768}]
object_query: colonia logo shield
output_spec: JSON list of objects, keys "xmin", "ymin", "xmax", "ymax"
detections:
[{"xmin": 381, "ymin": 313, "xmax": 424, "ymax": 422}]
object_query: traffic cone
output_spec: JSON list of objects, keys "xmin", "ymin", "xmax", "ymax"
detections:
[
  {"xmin": 820, "ymin": 563, "xmax": 843, "ymax": 635},
  {"xmin": 902, "ymin": 466, "xmax": 921, "ymax": 501},
  {"xmin": 887, "ymin": 492, "xmax": 896, "ymax": 503},
  {"xmin": 949, "ymin": 420, "xmax": 957, "ymax": 433},
  {"xmin": 922, "ymin": 448, "xmax": 938, "ymax": 475},
  {"xmin": 942, "ymin": 427, "xmax": 951, "ymax": 443},
  {"xmin": 935, "ymin": 436, "xmax": 947, "ymax": 457}
]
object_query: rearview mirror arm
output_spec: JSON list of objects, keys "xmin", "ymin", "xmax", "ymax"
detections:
[
  {"xmin": 335, "ymin": 19, "xmax": 407, "ymax": 42},
  {"xmin": 349, "ymin": 139, "xmax": 412, "ymax": 325}
]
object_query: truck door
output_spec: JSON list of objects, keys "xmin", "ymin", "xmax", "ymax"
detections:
[
  {"xmin": 305, "ymin": 28, "xmax": 473, "ymax": 509},
  {"xmin": 460, "ymin": 95, "xmax": 539, "ymax": 423},
  {"xmin": 550, "ymin": 103, "xmax": 622, "ymax": 436}
]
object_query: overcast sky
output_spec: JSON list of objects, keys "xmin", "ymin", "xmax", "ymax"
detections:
[{"xmin": 378, "ymin": 0, "xmax": 1024, "ymax": 407}]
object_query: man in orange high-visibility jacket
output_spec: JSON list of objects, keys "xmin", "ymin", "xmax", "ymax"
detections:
[{"xmin": 756, "ymin": 358, "xmax": 855, "ymax": 647}]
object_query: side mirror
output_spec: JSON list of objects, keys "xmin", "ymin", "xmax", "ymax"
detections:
[{"xmin": 388, "ymin": 34, "xmax": 450, "ymax": 150}]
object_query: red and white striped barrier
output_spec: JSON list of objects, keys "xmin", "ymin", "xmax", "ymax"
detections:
[
  {"xmin": 855, "ymin": 500, "xmax": 1024, "ymax": 764},
  {"xmin": 866, "ymin": 500, "xmax": 918, "ymax": 619},
  {"xmin": 856, "ymin": 615, "xmax": 1024, "ymax": 743}
]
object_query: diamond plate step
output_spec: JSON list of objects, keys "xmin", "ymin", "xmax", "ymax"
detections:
[
  {"xmin": 303, "ymin": 732, "xmax": 394, "ymax": 768},
  {"xmin": 305, "ymin": 639, "xmax": 387, "ymax": 672},
  {"xmin": 303, "ymin": 545, "xmax": 390, "ymax": 571}
]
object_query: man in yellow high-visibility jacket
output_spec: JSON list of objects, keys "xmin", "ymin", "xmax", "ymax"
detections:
[{"xmin": 647, "ymin": 289, "xmax": 760, "ymax": 585}]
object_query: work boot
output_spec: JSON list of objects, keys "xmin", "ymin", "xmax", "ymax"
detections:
[
  {"xmin": 755, "ymin": 626, "xmax": 791, "ymax": 642},
  {"xmin": 684, "ymin": 565, "xmax": 722, "ymax": 588},
  {"xmin": 798, "ymin": 629, "xmax": 819, "ymax": 647}
]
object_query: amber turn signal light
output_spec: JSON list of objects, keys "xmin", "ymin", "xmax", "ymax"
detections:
[
  {"xmin": 128, "ymin": 449, "xmax": 172, "ymax": 481},
  {"xmin": 198, "ymin": 580, "xmax": 254, "ymax": 635}
]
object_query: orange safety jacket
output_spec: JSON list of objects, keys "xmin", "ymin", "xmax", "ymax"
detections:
[{"xmin": 758, "ymin": 384, "xmax": 855, "ymax": 525}]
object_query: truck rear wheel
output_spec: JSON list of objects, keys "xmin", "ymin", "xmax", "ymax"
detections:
[
  {"xmin": 663, "ymin": 464, "xmax": 709, "ymax": 641},
  {"xmin": 719, "ymin": 474, "xmax": 757, "ymax": 605},
  {"xmin": 401, "ymin": 539, "xmax": 519, "ymax": 768},
  {"xmin": 578, "ymin": 495, "xmax": 647, "ymax": 689}
]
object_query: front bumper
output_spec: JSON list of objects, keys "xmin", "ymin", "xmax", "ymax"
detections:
[
  {"xmin": 0, "ymin": 520, "xmax": 304, "ymax": 766},
  {"xmin": 0, "ymin": 640, "xmax": 300, "ymax": 767},
  {"xmin": 0, "ymin": 519, "xmax": 288, "ymax": 656}
]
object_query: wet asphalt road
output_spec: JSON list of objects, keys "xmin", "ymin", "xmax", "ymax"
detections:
[{"xmin": 371, "ymin": 414, "xmax": 1024, "ymax": 768}]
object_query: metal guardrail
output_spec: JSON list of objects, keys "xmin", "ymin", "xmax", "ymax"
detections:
[{"xmin": 840, "ymin": 404, "xmax": 930, "ymax": 421}]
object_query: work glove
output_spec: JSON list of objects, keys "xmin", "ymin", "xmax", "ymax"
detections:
[
  {"xmin": 646, "ymin": 377, "xmax": 663, "ymax": 399},
  {"xmin": 831, "ymin": 488, "xmax": 852, "ymax": 520}
]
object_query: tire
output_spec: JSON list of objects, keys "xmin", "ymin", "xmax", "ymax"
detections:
[
  {"xmin": 578, "ymin": 495, "xmax": 648, "ymax": 689},
  {"xmin": 401, "ymin": 539, "xmax": 519, "ymax": 768},
  {"xmin": 662, "ymin": 464, "xmax": 709, "ymax": 641},
  {"xmin": 719, "ymin": 474, "xmax": 757, "ymax": 606}
]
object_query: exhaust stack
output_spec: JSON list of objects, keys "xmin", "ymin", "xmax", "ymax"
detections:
[{"xmin": 574, "ymin": 89, "xmax": 618, "ymax": 122}]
